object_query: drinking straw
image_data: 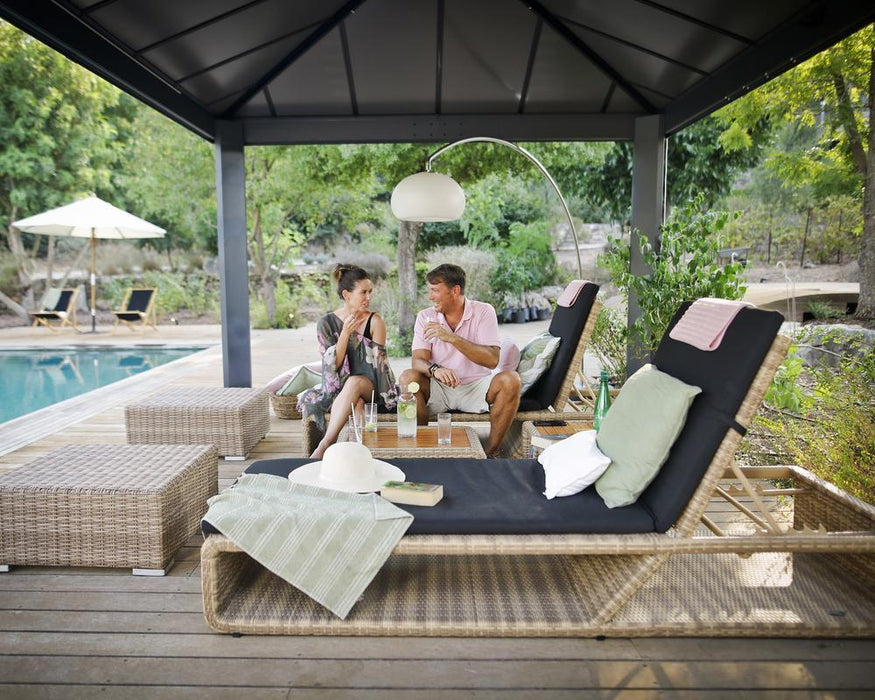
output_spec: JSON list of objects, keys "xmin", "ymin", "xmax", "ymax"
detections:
[
  {"xmin": 350, "ymin": 402, "xmax": 360, "ymax": 441},
  {"xmin": 370, "ymin": 389, "xmax": 375, "ymax": 406}
]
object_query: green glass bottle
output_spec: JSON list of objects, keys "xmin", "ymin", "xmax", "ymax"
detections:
[{"xmin": 594, "ymin": 370, "xmax": 611, "ymax": 432}]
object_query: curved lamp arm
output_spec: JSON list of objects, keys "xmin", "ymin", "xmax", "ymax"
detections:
[{"xmin": 425, "ymin": 136, "xmax": 583, "ymax": 278}]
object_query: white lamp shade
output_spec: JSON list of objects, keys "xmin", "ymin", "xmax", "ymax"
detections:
[{"xmin": 390, "ymin": 171, "xmax": 466, "ymax": 221}]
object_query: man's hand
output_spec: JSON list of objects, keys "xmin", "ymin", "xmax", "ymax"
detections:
[
  {"xmin": 424, "ymin": 320, "xmax": 453, "ymax": 344},
  {"xmin": 433, "ymin": 365, "xmax": 461, "ymax": 387}
]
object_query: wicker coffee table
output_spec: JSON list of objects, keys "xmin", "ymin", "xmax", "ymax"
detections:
[
  {"xmin": 520, "ymin": 419, "xmax": 592, "ymax": 457},
  {"xmin": 338, "ymin": 424, "xmax": 486, "ymax": 459},
  {"xmin": 0, "ymin": 443, "xmax": 217, "ymax": 575},
  {"xmin": 126, "ymin": 387, "xmax": 269, "ymax": 459}
]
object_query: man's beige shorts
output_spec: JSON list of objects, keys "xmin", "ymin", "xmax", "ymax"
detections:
[{"xmin": 426, "ymin": 375, "xmax": 492, "ymax": 415}]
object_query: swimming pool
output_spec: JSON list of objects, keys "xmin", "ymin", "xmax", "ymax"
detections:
[{"xmin": 0, "ymin": 347, "xmax": 206, "ymax": 424}]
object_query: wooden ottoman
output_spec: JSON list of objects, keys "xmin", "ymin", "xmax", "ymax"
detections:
[
  {"xmin": 126, "ymin": 387, "xmax": 269, "ymax": 459},
  {"xmin": 0, "ymin": 444, "xmax": 217, "ymax": 575}
]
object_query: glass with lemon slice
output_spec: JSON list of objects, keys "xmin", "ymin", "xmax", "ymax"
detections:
[{"xmin": 397, "ymin": 381, "xmax": 419, "ymax": 438}]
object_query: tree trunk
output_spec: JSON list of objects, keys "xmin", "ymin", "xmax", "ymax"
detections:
[
  {"xmin": 855, "ymin": 47, "xmax": 874, "ymax": 319},
  {"xmin": 397, "ymin": 219, "xmax": 422, "ymax": 344},
  {"xmin": 0, "ymin": 289, "xmax": 28, "ymax": 321},
  {"xmin": 261, "ymin": 279, "xmax": 277, "ymax": 326},
  {"xmin": 5, "ymin": 204, "xmax": 33, "ymax": 287},
  {"xmin": 46, "ymin": 235, "xmax": 55, "ymax": 288}
]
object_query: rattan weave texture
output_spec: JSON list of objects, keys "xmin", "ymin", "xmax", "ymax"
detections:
[
  {"xmin": 1, "ymin": 444, "xmax": 217, "ymax": 571},
  {"xmin": 126, "ymin": 387, "xmax": 269, "ymax": 458}
]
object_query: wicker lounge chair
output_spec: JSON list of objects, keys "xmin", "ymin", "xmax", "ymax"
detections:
[
  {"xmin": 202, "ymin": 303, "xmax": 875, "ymax": 637},
  {"xmin": 303, "ymin": 283, "xmax": 602, "ymax": 456},
  {"xmin": 112, "ymin": 287, "xmax": 157, "ymax": 333},
  {"xmin": 30, "ymin": 287, "xmax": 79, "ymax": 332}
]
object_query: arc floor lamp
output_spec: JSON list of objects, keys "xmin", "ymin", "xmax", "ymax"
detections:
[{"xmin": 390, "ymin": 136, "xmax": 583, "ymax": 278}]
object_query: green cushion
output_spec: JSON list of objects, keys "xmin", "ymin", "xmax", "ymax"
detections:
[
  {"xmin": 517, "ymin": 331, "xmax": 561, "ymax": 393},
  {"xmin": 277, "ymin": 366, "xmax": 322, "ymax": 396},
  {"xmin": 595, "ymin": 364, "xmax": 701, "ymax": 509}
]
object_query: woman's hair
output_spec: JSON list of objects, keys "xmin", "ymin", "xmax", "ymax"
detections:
[{"xmin": 333, "ymin": 264, "xmax": 370, "ymax": 299}]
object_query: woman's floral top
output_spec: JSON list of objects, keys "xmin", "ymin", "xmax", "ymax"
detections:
[{"xmin": 297, "ymin": 312, "xmax": 398, "ymax": 430}]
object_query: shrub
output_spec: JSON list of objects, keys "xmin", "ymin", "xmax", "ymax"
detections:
[
  {"xmin": 251, "ymin": 279, "xmax": 301, "ymax": 329},
  {"xmin": 426, "ymin": 246, "xmax": 498, "ymax": 306},
  {"xmin": 599, "ymin": 196, "xmax": 747, "ymax": 361},
  {"xmin": 590, "ymin": 304, "xmax": 627, "ymax": 382}
]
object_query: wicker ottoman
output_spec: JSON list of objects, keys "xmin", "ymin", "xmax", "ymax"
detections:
[
  {"xmin": 126, "ymin": 387, "xmax": 269, "ymax": 459},
  {"xmin": 0, "ymin": 444, "xmax": 217, "ymax": 575}
]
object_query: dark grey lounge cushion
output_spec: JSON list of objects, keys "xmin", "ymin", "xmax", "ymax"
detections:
[
  {"xmin": 203, "ymin": 457, "xmax": 655, "ymax": 536},
  {"xmin": 638, "ymin": 304, "xmax": 783, "ymax": 532},
  {"xmin": 519, "ymin": 283, "xmax": 599, "ymax": 411}
]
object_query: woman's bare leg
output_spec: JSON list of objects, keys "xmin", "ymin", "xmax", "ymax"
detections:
[{"xmin": 311, "ymin": 376, "xmax": 375, "ymax": 458}]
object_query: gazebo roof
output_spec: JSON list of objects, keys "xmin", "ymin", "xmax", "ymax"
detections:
[{"xmin": 2, "ymin": 0, "xmax": 872, "ymax": 144}]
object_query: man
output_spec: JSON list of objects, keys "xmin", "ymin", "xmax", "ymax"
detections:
[{"xmin": 399, "ymin": 264, "xmax": 521, "ymax": 458}]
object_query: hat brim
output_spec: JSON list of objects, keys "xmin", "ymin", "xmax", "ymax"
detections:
[{"xmin": 288, "ymin": 459, "xmax": 405, "ymax": 493}]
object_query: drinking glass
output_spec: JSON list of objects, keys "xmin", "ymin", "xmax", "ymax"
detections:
[
  {"xmin": 347, "ymin": 415, "xmax": 362, "ymax": 443},
  {"xmin": 364, "ymin": 402, "xmax": 378, "ymax": 432},
  {"xmin": 437, "ymin": 412, "xmax": 452, "ymax": 445}
]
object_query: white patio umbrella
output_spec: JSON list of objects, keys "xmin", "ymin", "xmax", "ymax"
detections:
[{"xmin": 12, "ymin": 196, "xmax": 166, "ymax": 332}]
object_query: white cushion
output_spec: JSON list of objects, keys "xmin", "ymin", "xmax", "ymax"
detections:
[
  {"xmin": 538, "ymin": 429, "xmax": 612, "ymax": 499},
  {"xmin": 517, "ymin": 331, "xmax": 561, "ymax": 393}
]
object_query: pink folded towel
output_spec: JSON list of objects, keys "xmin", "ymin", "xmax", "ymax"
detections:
[
  {"xmin": 557, "ymin": 280, "xmax": 591, "ymax": 308},
  {"xmin": 668, "ymin": 298, "xmax": 753, "ymax": 351}
]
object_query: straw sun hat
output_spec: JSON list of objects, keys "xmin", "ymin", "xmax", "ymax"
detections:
[{"xmin": 288, "ymin": 442, "xmax": 405, "ymax": 493}]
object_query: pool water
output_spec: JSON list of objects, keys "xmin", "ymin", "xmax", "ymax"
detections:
[{"xmin": 0, "ymin": 347, "xmax": 205, "ymax": 424}]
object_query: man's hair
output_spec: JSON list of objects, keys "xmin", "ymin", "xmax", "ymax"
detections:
[{"xmin": 426, "ymin": 264, "xmax": 466, "ymax": 293}]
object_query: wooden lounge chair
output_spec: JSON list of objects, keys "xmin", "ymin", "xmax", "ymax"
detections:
[
  {"xmin": 202, "ymin": 303, "xmax": 875, "ymax": 637},
  {"xmin": 30, "ymin": 287, "xmax": 79, "ymax": 332},
  {"xmin": 112, "ymin": 287, "xmax": 157, "ymax": 333},
  {"xmin": 302, "ymin": 283, "xmax": 602, "ymax": 456}
]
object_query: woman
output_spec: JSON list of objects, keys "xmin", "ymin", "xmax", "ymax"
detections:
[{"xmin": 298, "ymin": 264, "xmax": 398, "ymax": 458}]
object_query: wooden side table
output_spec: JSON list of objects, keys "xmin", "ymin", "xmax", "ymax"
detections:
[
  {"xmin": 338, "ymin": 424, "xmax": 486, "ymax": 459},
  {"xmin": 520, "ymin": 419, "xmax": 593, "ymax": 458}
]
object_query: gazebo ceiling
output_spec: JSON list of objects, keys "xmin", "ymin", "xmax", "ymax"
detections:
[{"xmin": 1, "ymin": 0, "xmax": 872, "ymax": 144}]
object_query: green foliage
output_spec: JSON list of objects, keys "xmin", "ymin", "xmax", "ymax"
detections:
[
  {"xmin": 505, "ymin": 221, "xmax": 558, "ymax": 289},
  {"xmin": 590, "ymin": 305, "xmax": 627, "ymax": 382},
  {"xmin": 101, "ymin": 271, "xmax": 217, "ymax": 320},
  {"xmin": 490, "ymin": 250, "xmax": 533, "ymax": 309},
  {"xmin": 600, "ymin": 197, "xmax": 748, "ymax": 360},
  {"xmin": 251, "ymin": 279, "xmax": 300, "ymax": 329},
  {"xmin": 764, "ymin": 349, "xmax": 809, "ymax": 413},
  {"xmin": 576, "ymin": 116, "xmax": 767, "ymax": 225},
  {"xmin": 807, "ymin": 300, "xmax": 844, "ymax": 320}
]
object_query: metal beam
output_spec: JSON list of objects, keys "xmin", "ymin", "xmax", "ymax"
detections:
[
  {"xmin": 523, "ymin": 0, "xmax": 656, "ymax": 113},
  {"xmin": 518, "ymin": 18, "xmax": 543, "ymax": 113},
  {"xmin": 214, "ymin": 121, "xmax": 252, "ymax": 388},
  {"xmin": 664, "ymin": 0, "xmax": 875, "ymax": 134},
  {"xmin": 628, "ymin": 114, "xmax": 665, "ymax": 376},
  {"xmin": 242, "ymin": 113, "xmax": 637, "ymax": 145},
  {"xmin": 0, "ymin": 0, "xmax": 214, "ymax": 140},
  {"xmin": 221, "ymin": 0, "xmax": 366, "ymax": 118}
]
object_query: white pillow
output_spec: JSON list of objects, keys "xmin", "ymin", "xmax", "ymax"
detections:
[
  {"xmin": 538, "ymin": 429, "xmax": 612, "ymax": 499},
  {"xmin": 517, "ymin": 331, "xmax": 561, "ymax": 393}
]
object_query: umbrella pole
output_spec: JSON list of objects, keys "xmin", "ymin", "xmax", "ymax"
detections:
[{"xmin": 90, "ymin": 233, "xmax": 97, "ymax": 333}]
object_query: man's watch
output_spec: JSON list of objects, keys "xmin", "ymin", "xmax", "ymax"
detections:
[{"xmin": 428, "ymin": 363, "xmax": 441, "ymax": 376}]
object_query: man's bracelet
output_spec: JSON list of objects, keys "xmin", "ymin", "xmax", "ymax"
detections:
[{"xmin": 429, "ymin": 363, "xmax": 441, "ymax": 376}]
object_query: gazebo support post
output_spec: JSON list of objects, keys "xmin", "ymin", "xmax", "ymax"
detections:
[
  {"xmin": 214, "ymin": 120, "xmax": 252, "ymax": 387},
  {"xmin": 628, "ymin": 114, "xmax": 666, "ymax": 376}
]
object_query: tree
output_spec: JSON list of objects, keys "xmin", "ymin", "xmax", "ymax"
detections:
[
  {"xmin": 718, "ymin": 24, "xmax": 874, "ymax": 318},
  {"xmin": 0, "ymin": 21, "xmax": 134, "ymax": 316},
  {"xmin": 576, "ymin": 115, "xmax": 768, "ymax": 227}
]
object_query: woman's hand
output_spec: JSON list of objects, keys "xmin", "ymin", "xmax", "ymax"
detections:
[{"xmin": 340, "ymin": 311, "xmax": 364, "ymax": 338}]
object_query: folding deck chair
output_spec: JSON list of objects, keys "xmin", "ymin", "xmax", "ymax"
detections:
[
  {"xmin": 30, "ymin": 287, "xmax": 79, "ymax": 332},
  {"xmin": 302, "ymin": 283, "xmax": 602, "ymax": 456},
  {"xmin": 202, "ymin": 302, "xmax": 875, "ymax": 637},
  {"xmin": 112, "ymin": 287, "xmax": 157, "ymax": 333}
]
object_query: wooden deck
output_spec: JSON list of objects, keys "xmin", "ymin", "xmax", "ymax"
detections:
[{"xmin": 1, "ymin": 323, "xmax": 874, "ymax": 697}]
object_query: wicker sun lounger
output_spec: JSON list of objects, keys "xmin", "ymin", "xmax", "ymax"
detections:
[
  {"xmin": 202, "ymin": 304, "xmax": 875, "ymax": 637},
  {"xmin": 303, "ymin": 283, "xmax": 602, "ymax": 456}
]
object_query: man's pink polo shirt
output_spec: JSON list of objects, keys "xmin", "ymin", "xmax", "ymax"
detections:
[{"xmin": 412, "ymin": 299, "xmax": 500, "ymax": 385}]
